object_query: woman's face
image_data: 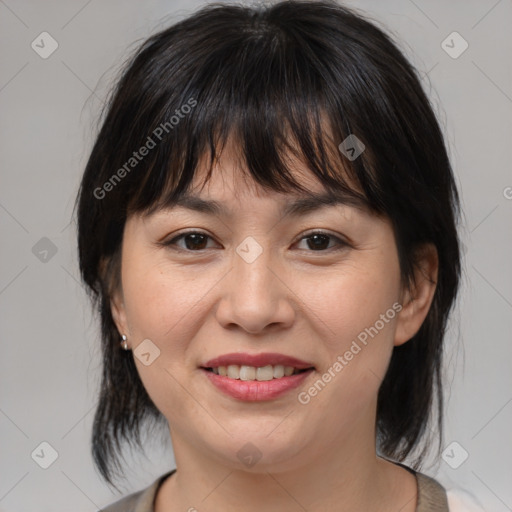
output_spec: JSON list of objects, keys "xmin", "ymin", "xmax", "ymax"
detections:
[{"xmin": 111, "ymin": 142, "xmax": 435, "ymax": 472}]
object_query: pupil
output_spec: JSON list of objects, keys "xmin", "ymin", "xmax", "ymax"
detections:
[
  {"xmin": 308, "ymin": 234, "xmax": 329, "ymax": 250},
  {"xmin": 186, "ymin": 234, "xmax": 207, "ymax": 250}
]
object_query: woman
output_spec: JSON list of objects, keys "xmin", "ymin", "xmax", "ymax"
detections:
[{"xmin": 76, "ymin": 1, "xmax": 483, "ymax": 510}]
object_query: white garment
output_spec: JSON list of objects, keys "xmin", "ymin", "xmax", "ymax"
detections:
[{"xmin": 446, "ymin": 488, "xmax": 486, "ymax": 511}]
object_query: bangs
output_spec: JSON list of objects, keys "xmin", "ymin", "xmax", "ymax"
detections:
[{"xmin": 110, "ymin": 10, "xmax": 385, "ymax": 219}]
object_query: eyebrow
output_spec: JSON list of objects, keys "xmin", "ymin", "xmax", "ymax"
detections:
[{"xmin": 160, "ymin": 190, "xmax": 369, "ymax": 218}]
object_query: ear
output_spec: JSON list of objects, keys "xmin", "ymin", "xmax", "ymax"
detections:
[
  {"xmin": 394, "ymin": 243, "xmax": 438, "ymax": 347},
  {"xmin": 110, "ymin": 286, "xmax": 130, "ymax": 343}
]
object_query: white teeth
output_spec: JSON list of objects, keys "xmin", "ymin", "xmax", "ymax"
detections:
[
  {"xmin": 273, "ymin": 365, "xmax": 285, "ymax": 378},
  {"xmin": 211, "ymin": 364, "xmax": 308, "ymax": 381},
  {"xmin": 256, "ymin": 365, "xmax": 274, "ymax": 381},
  {"xmin": 284, "ymin": 366, "xmax": 294, "ymax": 376},
  {"xmin": 227, "ymin": 365, "xmax": 239, "ymax": 379},
  {"xmin": 239, "ymin": 366, "xmax": 256, "ymax": 381}
]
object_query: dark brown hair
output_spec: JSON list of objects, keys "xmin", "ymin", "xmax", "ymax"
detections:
[{"xmin": 75, "ymin": 0, "xmax": 461, "ymax": 490}]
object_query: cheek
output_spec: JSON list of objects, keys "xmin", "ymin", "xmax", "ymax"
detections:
[
  {"xmin": 301, "ymin": 257, "xmax": 401, "ymax": 351},
  {"xmin": 296, "ymin": 252, "xmax": 402, "ymax": 410},
  {"xmin": 120, "ymin": 254, "xmax": 223, "ymax": 417},
  {"xmin": 119, "ymin": 258, "xmax": 198, "ymax": 418},
  {"xmin": 121, "ymin": 256, "xmax": 211, "ymax": 348},
  {"xmin": 293, "ymin": 279, "xmax": 402, "ymax": 454}
]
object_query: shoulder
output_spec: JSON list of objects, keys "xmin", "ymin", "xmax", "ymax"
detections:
[
  {"xmin": 415, "ymin": 471, "xmax": 450, "ymax": 510},
  {"xmin": 101, "ymin": 489, "xmax": 144, "ymax": 512},
  {"xmin": 99, "ymin": 470, "xmax": 176, "ymax": 512},
  {"xmin": 415, "ymin": 470, "xmax": 485, "ymax": 512},
  {"xmin": 446, "ymin": 488, "xmax": 486, "ymax": 512}
]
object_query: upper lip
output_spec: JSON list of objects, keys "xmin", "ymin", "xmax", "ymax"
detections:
[{"xmin": 202, "ymin": 352, "xmax": 314, "ymax": 370}]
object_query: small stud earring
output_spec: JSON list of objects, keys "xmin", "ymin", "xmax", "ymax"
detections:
[{"xmin": 120, "ymin": 334, "xmax": 129, "ymax": 350}]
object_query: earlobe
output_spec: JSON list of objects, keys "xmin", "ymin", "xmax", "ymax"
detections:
[{"xmin": 394, "ymin": 243, "xmax": 439, "ymax": 347}]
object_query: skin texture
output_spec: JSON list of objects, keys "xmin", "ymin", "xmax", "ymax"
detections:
[{"xmin": 111, "ymin": 140, "xmax": 438, "ymax": 512}]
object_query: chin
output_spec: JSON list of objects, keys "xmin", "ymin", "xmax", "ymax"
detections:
[{"xmin": 203, "ymin": 429, "xmax": 312, "ymax": 473}]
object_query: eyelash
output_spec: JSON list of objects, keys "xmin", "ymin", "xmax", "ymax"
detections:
[{"xmin": 160, "ymin": 229, "xmax": 349, "ymax": 253}]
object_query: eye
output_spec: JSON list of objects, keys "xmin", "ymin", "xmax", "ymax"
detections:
[
  {"xmin": 294, "ymin": 230, "xmax": 349, "ymax": 252},
  {"xmin": 161, "ymin": 230, "xmax": 348, "ymax": 253},
  {"xmin": 162, "ymin": 230, "xmax": 217, "ymax": 251}
]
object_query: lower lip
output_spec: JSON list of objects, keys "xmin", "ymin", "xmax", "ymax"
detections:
[{"xmin": 201, "ymin": 368, "xmax": 314, "ymax": 401}]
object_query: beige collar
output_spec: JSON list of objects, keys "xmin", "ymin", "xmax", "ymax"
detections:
[{"xmin": 129, "ymin": 467, "xmax": 448, "ymax": 512}]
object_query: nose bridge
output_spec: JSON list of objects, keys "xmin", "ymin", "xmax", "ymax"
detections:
[
  {"xmin": 233, "ymin": 234, "xmax": 277, "ymax": 302},
  {"xmin": 216, "ymin": 234, "xmax": 293, "ymax": 333},
  {"xmin": 234, "ymin": 236, "xmax": 273, "ymax": 293}
]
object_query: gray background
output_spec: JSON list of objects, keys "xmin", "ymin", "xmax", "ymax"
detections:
[{"xmin": 1, "ymin": 0, "xmax": 511, "ymax": 510}]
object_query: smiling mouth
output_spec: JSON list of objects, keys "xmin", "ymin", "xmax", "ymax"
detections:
[{"xmin": 201, "ymin": 364, "xmax": 314, "ymax": 381}]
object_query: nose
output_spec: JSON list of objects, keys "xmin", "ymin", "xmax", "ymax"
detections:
[{"xmin": 215, "ymin": 240, "xmax": 296, "ymax": 335}]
